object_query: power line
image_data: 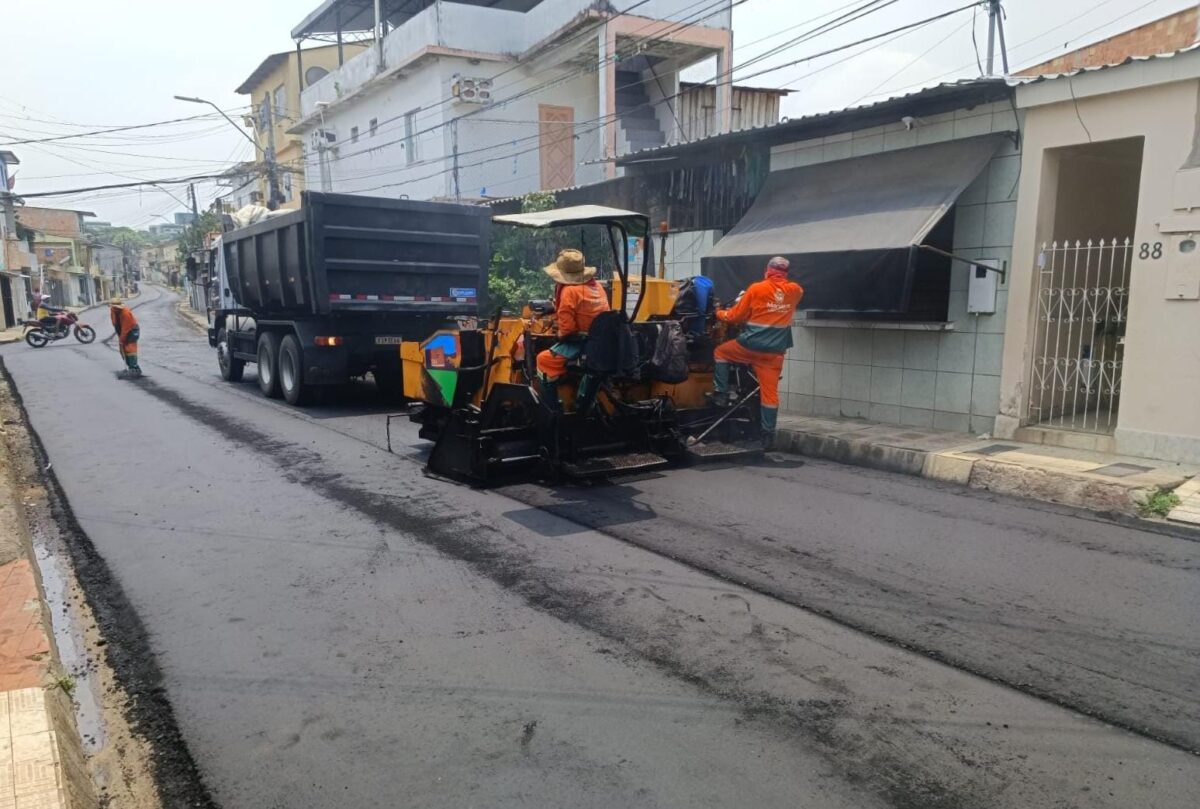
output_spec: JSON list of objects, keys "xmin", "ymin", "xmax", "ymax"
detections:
[
  {"xmin": 858, "ymin": 0, "xmax": 1155, "ymax": 101},
  {"xmin": 15, "ymin": 168, "xmax": 269, "ymax": 199},
  {"xmin": 0, "ymin": 109, "xmax": 253, "ymax": 146}
]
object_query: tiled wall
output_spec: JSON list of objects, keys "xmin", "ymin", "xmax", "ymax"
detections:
[
  {"xmin": 662, "ymin": 230, "xmax": 718, "ymax": 280},
  {"xmin": 770, "ymin": 102, "xmax": 1022, "ymax": 434}
]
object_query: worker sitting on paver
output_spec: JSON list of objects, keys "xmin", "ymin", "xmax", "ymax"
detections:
[
  {"xmin": 711, "ymin": 256, "xmax": 804, "ymax": 449},
  {"xmin": 535, "ymin": 249, "xmax": 611, "ymax": 412},
  {"xmin": 109, "ymin": 298, "xmax": 142, "ymax": 378}
]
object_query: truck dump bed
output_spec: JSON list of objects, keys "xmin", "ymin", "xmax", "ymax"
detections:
[{"xmin": 222, "ymin": 191, "xmax": 489, "ymax": 317}]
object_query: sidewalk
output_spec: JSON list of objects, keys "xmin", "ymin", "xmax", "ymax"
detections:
[
  {"xmin": 1, "ymin": 426, "xmax": 96, "ymax": 807},
  {"xmin": 175, "ymin": 300, "xmax": 207, "ymax": 332},
  {"xmin": 776, "ymin": 415, "xmax": 1200, "ymax": 523}
]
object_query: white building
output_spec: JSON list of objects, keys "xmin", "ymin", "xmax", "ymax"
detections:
[{"xmin": 288, "ymin": 0, "xmax": 742, "ymax": 202}]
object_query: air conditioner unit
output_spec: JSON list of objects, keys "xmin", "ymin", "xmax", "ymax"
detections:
[
  {"xmin": 310, "ymin": 128, "xmax": 338, "ymax": 150},
  {"xmin": 450, "ymin": 74, "xmax": 493, "ymax": 105}
]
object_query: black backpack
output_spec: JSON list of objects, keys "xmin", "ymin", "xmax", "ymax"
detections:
[{"xmin": 584, "ymin": 311, "xmax": 639, "ymax": 376}]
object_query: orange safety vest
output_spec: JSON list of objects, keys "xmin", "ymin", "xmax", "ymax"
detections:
[
  {"xmin": 111, "ymin": 305, "xmax": 139, "ymax": 341},
  {"xmin": 716, "ymin": 276, "xmax": 804, "ymax": 353},
  {"xmin": 554, "ymin": 280, "xmax": 610, "ymax": 337}
]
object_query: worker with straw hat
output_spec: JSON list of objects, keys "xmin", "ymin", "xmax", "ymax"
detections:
[{"xmin": 535, "ymin": 248, "xmax": 610, "ymax": 412}]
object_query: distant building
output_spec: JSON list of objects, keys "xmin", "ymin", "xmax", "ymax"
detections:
[
  {"xmin": 148, "ymin": 222, "xmax": 186, "ymax": 238},
  {"xmin": 0, "ymin": 150, "xmax": 34, "ymax": 327},
  {"xmin": 235, "ymin": 44, "xmax": 362, "ymax": 210},
  {"xmin": 14, "ymin": 206, "xmax": 98, "ymax": 308},
  {"xmin": 215, "ymin": 162, "xmax": 262, "ymax": 211},
  {"xmin": 286, "ymin": 0, "xmax": 743, "ymax": 202}
]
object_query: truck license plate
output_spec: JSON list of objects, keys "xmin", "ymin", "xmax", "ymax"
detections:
[{"xmin": 374, "ymin": 336, "xmax": 403, "ymax": 345}]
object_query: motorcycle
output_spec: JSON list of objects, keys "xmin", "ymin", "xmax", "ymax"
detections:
[{"xmin": 23, "ymin": 311, "xmax": 97, "ymax": 348}]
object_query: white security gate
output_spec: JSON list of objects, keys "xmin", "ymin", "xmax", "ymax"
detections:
[{"xmin": 1028, "ymin": 239, "xmax": 1131, "ymax": 433}]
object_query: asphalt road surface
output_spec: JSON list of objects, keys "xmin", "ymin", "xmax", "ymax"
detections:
[{"xmin": 2, "ymin": 287, "xmax": 1197, "ymax": 809}]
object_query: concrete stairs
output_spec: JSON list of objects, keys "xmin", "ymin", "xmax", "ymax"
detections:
[{"xmin": 615, "ymin": 70, "xmax": 665, "ymax": 155}]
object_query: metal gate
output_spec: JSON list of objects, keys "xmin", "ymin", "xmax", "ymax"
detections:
[{"xmin": 1028, "ymin": 239, "xmax": 1131, "ymax": 433}]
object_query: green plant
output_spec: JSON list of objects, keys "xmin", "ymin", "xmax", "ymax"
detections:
[
  {"xmin": 1138, "ymin": 488, "xmax": 1181, "ymax": 518},
  {"xmin": 51, "ymin": 675, "xmax": 75, "ymax": 697}
]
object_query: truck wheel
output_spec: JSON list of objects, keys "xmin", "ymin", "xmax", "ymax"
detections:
[
  {"xmin": 257, "ymin": 332, "xmax": 282, "ymax": 398},
  {"xmin": 278, "ymin": 334, "xmax": 311, "ymax": 406},
  {"xmin": 217, "ymin": 329, "xmax": 245, "ymax": 382}
]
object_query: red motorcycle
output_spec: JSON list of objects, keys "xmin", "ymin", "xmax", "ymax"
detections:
[{"xmin": 23, "ymin": 311, "xmax": 96, "ymax": 348}]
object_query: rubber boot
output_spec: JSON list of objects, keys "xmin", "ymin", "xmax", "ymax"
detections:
[
  {"xmin": 536, "ymin": 376, "xmax": 562, "ymax": 413},
  {"xmin": 761, "ymin": 406, "xmax": 779, "ymax": 450},
  {"xmin": 575, "ymin": 374, "xmax": 598, "ymax": 416}
]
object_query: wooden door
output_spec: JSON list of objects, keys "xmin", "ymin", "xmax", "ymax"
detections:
[{"xmin": 538, "ymin": 104, "xmax": 575, "ymax": 190}]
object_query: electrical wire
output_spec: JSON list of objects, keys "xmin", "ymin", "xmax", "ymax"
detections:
[
  {"xmin": 327, "ymin": 3, "xmax": 981, "ymax": 197},
  {"xmin": 0, "ymin": 109, "xmax": 253, "ymax": 146},
  {"xmin": 323, "ymin": 0, "xmax": 897, "ymax": 170}
]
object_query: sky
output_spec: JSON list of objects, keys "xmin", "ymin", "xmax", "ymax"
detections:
[{"xmin": 0, "ymin": 0, "xmax": 1193, "ymax": 227}]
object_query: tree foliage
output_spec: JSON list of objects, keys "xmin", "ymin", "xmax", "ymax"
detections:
[
  {"xmin": 486, "ymin": 192, "xmax": 559, "ymax": 314},
  {"xmin": 486, "ymin": 192, "xmax": 619, "ymax": 313},
  {"xmin": 176, "ymin": 211, "xmax": 221, "ymax": 263}
]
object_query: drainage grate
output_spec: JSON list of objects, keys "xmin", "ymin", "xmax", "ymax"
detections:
[
  {"xmin": 970, "ymin": 444, "xmax": 1022, "ymax": 456},
  {"xmin": 1090, "ymin": 462, "xmax": 1154, "ymax": 478}
]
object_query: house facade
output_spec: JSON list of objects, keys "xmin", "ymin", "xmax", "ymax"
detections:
[
  {"xmin": 288, "ymin": 0, "xmax": 737, "ymax": 202},
  {"xmin": 994, "ymin": 47, "xmax": 1200, "ymax": 463},
  {"xmin": 14, "ymin": 206, "xmax": 97, "ymax": 308},
  {"xmin": 235, "ymin": 44, "xmax": 360, "ymax": 210}
]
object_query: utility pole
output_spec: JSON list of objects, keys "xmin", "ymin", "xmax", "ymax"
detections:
[
  {"xmin": 262, "ymin": 100, "xmax": 283, "ymax": 209},
  {"xmin": 985, "ymin": 0, "xmax": 1010, "ymax": 76}
]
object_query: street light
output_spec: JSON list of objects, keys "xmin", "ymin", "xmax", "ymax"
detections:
[{"xmin": 174, "ymin": 94, "xmax": 281, "ymax": 209}]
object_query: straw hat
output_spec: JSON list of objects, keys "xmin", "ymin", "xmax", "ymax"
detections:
[
  {"xmin": 542, "ymin": 249, "xmax": 596, "ymax": 285},
  {"xmin": 110, "ymin": 296, "xmax": 123, "ymax": 306}
]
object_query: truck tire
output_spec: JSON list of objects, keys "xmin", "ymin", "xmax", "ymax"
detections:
[
  {"xmin": 257, "ymin": 332, "xmax": 282, "ymax": 399},
  {"xmin": 217, "ymin": 328, "xmax": 245, "ymax": 382},
  {"xmin": 278, "ymin": 334, "xmax": 312, "ymax": 406}
]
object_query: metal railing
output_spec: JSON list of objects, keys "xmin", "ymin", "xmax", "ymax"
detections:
[{"xmin": 1028, "ymin": 238, "xmax": 1131, "ymax": 434}]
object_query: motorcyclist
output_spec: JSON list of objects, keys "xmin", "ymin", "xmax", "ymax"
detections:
[{"xmin": 35, "ymin": 294, "xmax": 68, "ymax": 334}]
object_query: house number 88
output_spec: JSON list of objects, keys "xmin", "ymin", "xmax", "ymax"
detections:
[{"xmin": 1138, "ymin": 242, "xmax": 1163, "ymax": 260}]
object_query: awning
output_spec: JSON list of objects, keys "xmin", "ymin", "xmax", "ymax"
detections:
[{"xmin": 702, "ymin": 133, "xmax": 1006, "ymax": 312}]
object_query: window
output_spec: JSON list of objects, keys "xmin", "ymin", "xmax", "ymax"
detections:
[
  {"xmin": 273, "ymin": 85, "xmax": 286, "ymax": 122},
  {"xmin": 369, "ymin": 118, "xmax": 378, "ymax": 137},
  {"xmin": 403, "ymin": 110, "xmax": 419, "ymax": 165},
  {"xmin": 282, "ymin": 171, "xmax": 293, "ymax": 202},
  {"xmin": 259, "ymin": 97, "xmax": 271, "ymax": 130},
  {"xmin": 350, "ymin": 126, "xmax": 359, "ymax": 144},
  {"xmin": 305, "ymin": 66, "xmax": 329, "ymax": 87}
]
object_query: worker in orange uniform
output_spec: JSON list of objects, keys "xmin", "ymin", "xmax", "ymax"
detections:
[
  {"xmin": 712, "ymin": 256, "xmax": 804, "ymax": 448},
  {"xmin": 109, "ymin": 297, "xmax": 142, "ymax": 378},
  {"xmin": 535, "ymin": 249, "xmax": 611, "ymax": 412}
]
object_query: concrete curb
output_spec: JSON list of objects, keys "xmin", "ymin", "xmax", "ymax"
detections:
[{"xmin": 776, "ymin": 421, "xmax": 1197, "ymax": 519}]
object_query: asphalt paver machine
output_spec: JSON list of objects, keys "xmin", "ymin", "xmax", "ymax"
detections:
[{"xmin": 400, "ymin": 205, "xmax": 763, "ymax": 484}]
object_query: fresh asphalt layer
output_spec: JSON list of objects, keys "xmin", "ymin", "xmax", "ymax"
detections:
[{"xmin": 1, "ymin": 286, "xmax": 1196, "ymax": 809}]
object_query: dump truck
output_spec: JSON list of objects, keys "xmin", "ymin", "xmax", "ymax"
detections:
[{"xmin": 208, "ymin": 191, "xmax": 489, "ymax": 405}]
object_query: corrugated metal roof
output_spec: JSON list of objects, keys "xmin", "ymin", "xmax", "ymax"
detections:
[{"xmin": 615, "ymin": 77, "xmax": 1010, "ymax": 166}]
